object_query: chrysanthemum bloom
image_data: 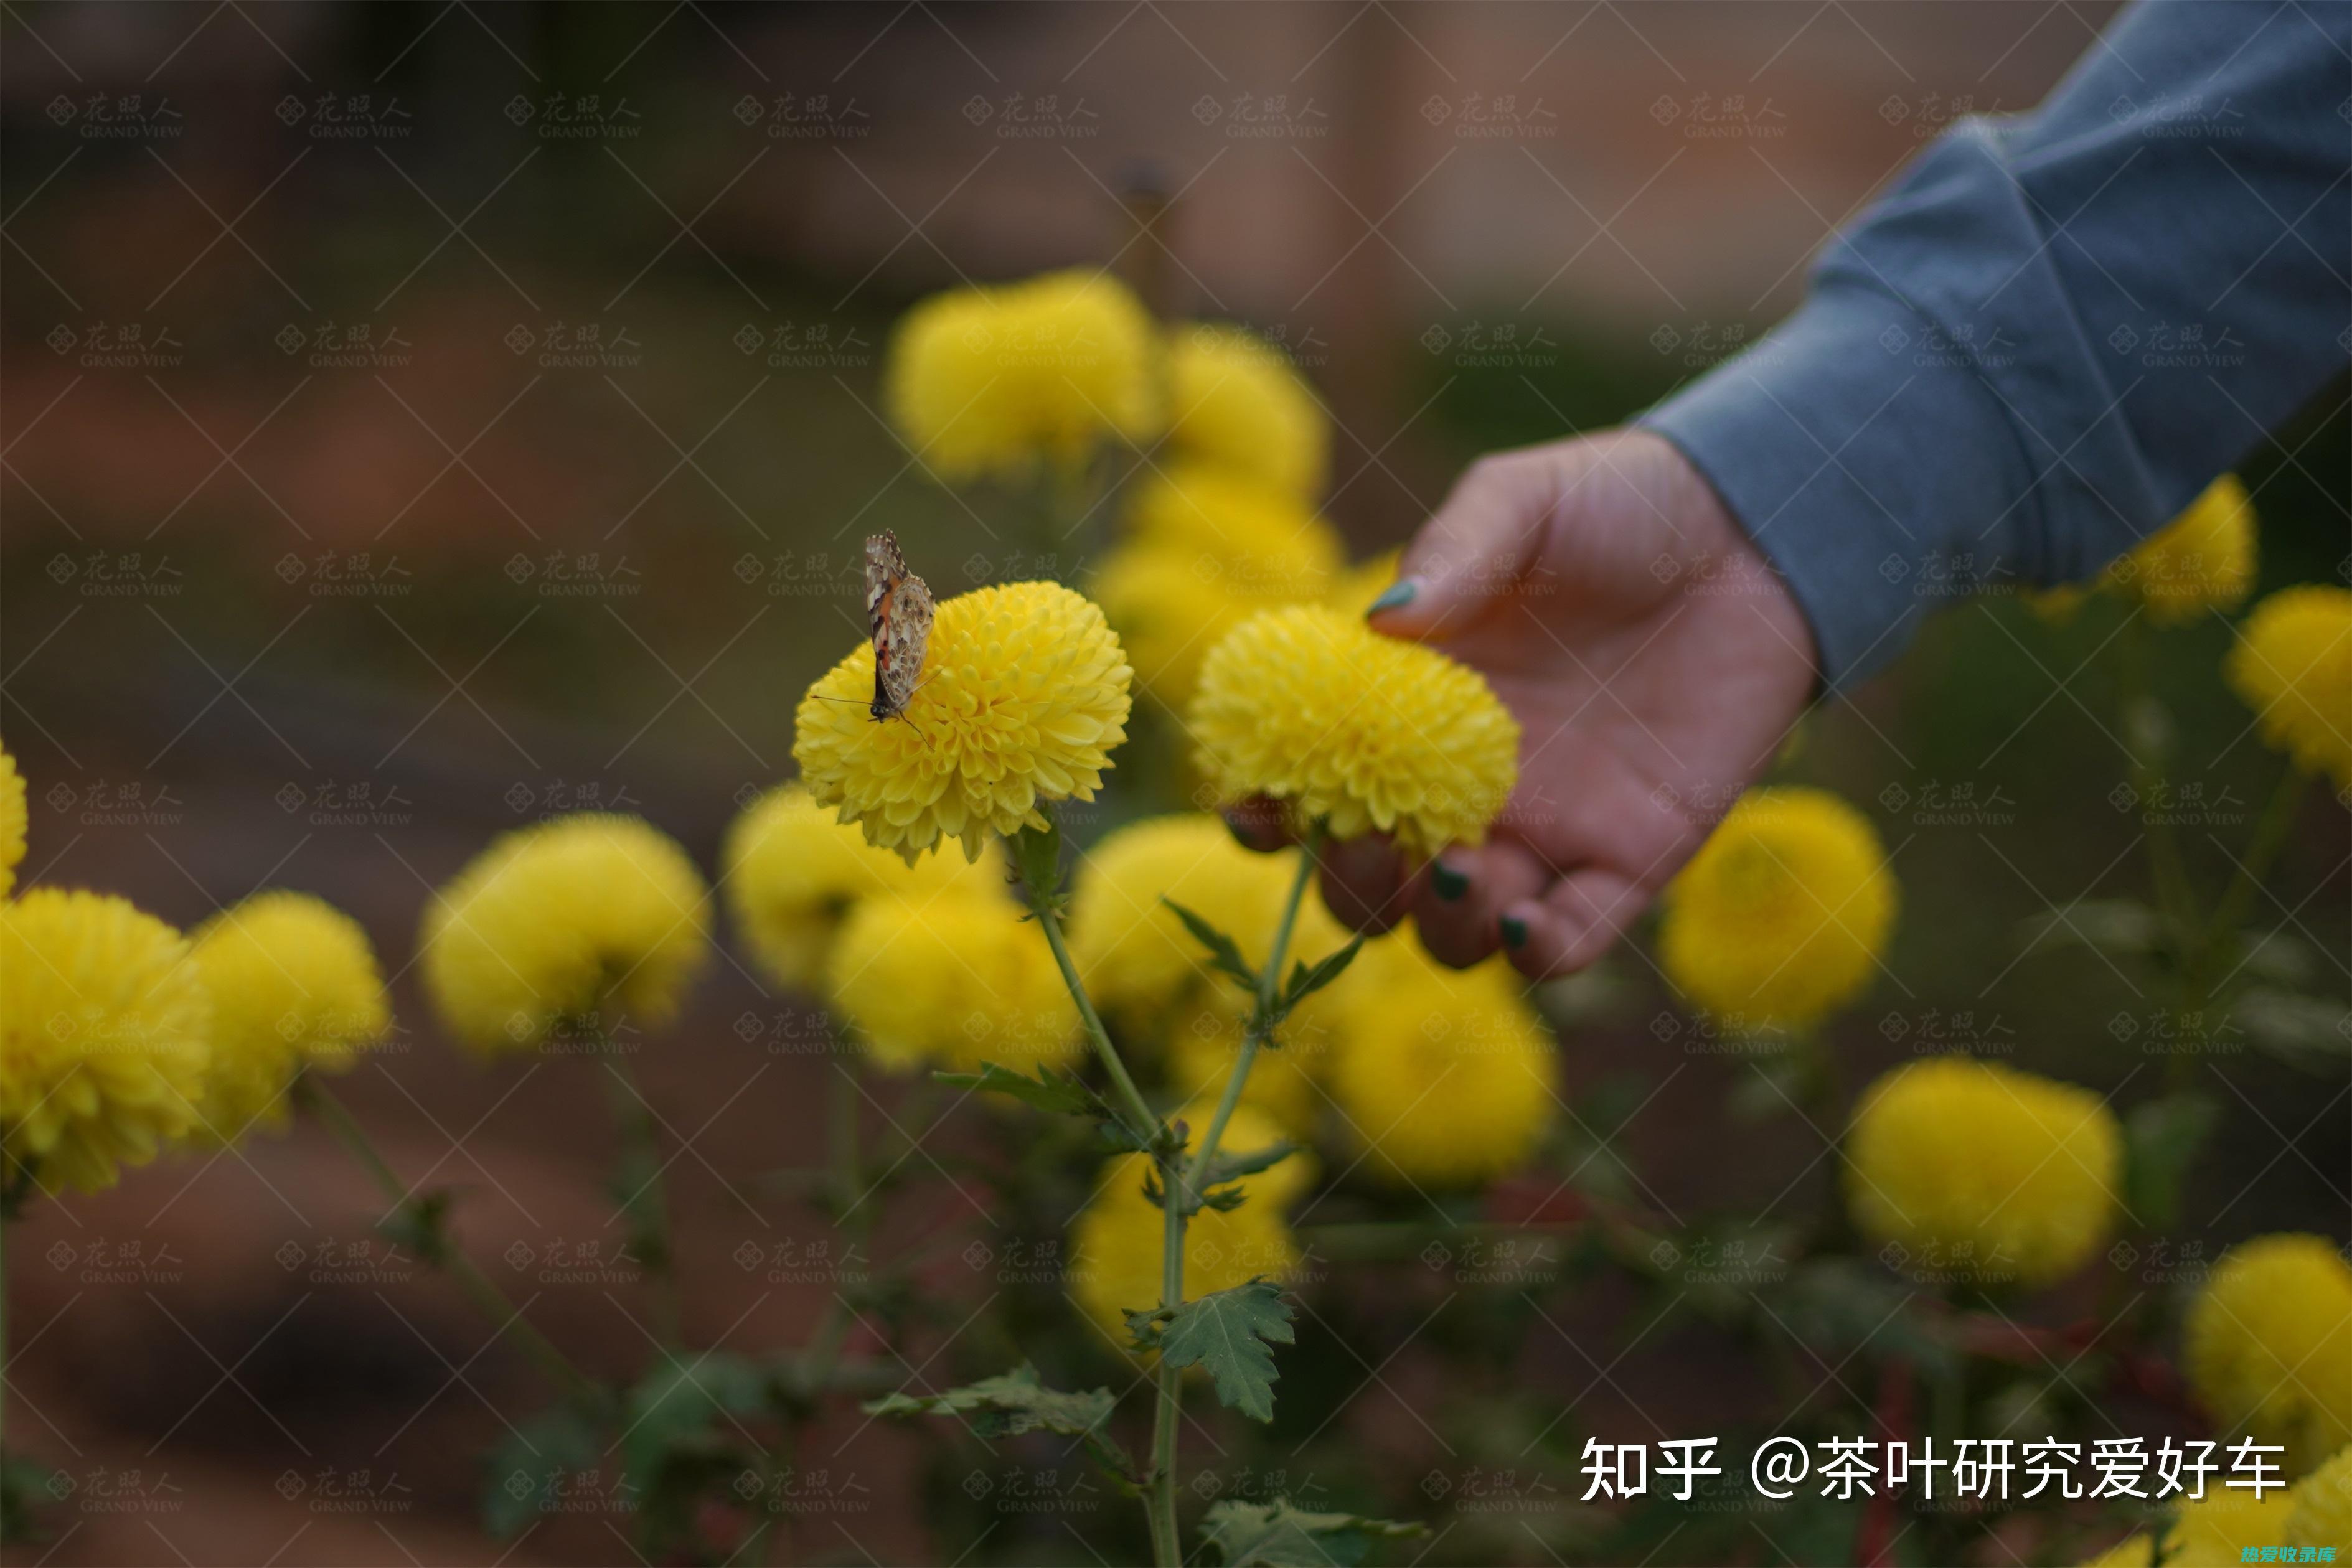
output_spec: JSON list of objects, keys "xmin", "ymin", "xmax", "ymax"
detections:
[
  {"xmin": 884, "ymin": 270, "xmax": 1160, "ymax": 482},
  {"xmin": 189, "ymin": 891, "xmax": 389, "ymax": 1141},
  {"xmin": 2167, "ymin": 1483, "xmax": 2300, "ymax": 1566},
  {"xmin": 2287, "ymin": 1444, "xmax": 2352, "ymax": 1551},
  {"xmin": 2104, "ymin": 474, "xmax": 2257, "ymax": 626},
  {"xmin": 1066, "ymin": 814, "xmax": 1344, "ymax": 1031},
  {"xmin": 1658, "ymin": 786, "xmax": 1896, "ymax": 1030},
  {"xmin": 0, "ymin": 740, "xmax": 25, "ymax": 898},
  {"xmin": 1069, "ymin": 1103, "xmax": 1305, "ymax": 1341},
  {"xmin": 1096, "ymin": 469, "xmax": 1343, "ymax": 708},
  {"xmin": 0, "ymin": 889, "xmax": 210, "ymax": 1193},
  {"xmin": 722, "ymin": 784, "xmax": 1006, "ymax": 995},
  {"xmin": 826, "ymin": 890, "xmax": 1078, "ymax": 1074},
  {"xmin": 421, "ymin": 814, "xmax": 710, "ymax": 1053},
  {"xmin": 1844, "ymin": 1057, "xmax": 2120, "ymax": 1289},
  {"xmin": 1190, "ymin": 606, "xmax": 1520, "ymax": 857},
  {"xmin": 796, "ymin": 581, "xmax": 1133, "ymax": 864},
  {"xmin": 2226, "ymin": 586, "xmax": 2352, "ymax": 790},
  {"xmin": 1163, "ymin": 324, "xmax": 1328, "ymax": 500},
  {"xmin": 1325, "ymin": 946, "xmax": 1557, "ymax": 1187},
  {"xmin": 1167, "ymin": 1010, "xmax": 1324, "ymax": 1137},
  {"xmin": 2186, "ymin": 1234, "xmax": 2352, "ymax": 1476}
]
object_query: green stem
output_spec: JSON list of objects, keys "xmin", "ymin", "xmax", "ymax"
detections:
[
  {"xmin": 1030, "ymin": 894, "xmax": 1161, "ymax": 1150},
  {"xmin": 2117, "ymin": 616, "xmax": 2200, "ymax": 947},
  {"xmin": 300, "ymin": 1077, "xmax": 601, "ymax": 1409},
  {"xmin": 598, "ymin": 1020, "xmax": 680, "ymax": 1347},
  {"xmin": 2208, "ymin": 760, "xmax": 2310, "ymax": 947}
]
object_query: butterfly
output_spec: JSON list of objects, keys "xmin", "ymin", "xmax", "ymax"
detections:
[{"xmin": 863, "ymin": 530, "xmax": 935, "ymax": 723}]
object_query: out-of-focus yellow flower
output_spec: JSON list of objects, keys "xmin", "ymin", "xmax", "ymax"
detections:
[
  {"xmin": 2073, "ymin": 1533, "xmax": 2157, "ymax": 1567},
  {"xmin": 2227, "ymin": 586, "xmax": 2352, "ymax": 790},
  {"xmin": 722, "ymin": 784, "xmax": 1005, "ymax": 995},
  {"xmin": 1167, "ymin": 1010, "xmax": 1323, "ymax": 1138},
  {"xmin": 1066, "ymin": 814, "xmax": 1343, "ymax": 1032},
  {"xmin": 2168, "ymin": 1485, "xmax": 2300, "ymax": 1566},
  {"xmin": 2186, "ymin": 1234, "xmax": 2352, "ymax": 1476},
  {"xmin": 2287, "ymin": 1444, "xmax": 2352, "ymax": 1551},
  {"xmin": 827, "ymin": 891, "xmax": 1078, "ymax": 1074},
  {"xmin": 1326, "ymin": 549, "xmax": 1404, "ymax": 620},
  {"xmin": 0, "ymin": 888, "xmax": 210, "ymax": 1193},
  {"xmin": 1069, "ymin": 1120, "xmax": 1304, "ymax": 1343},
  {"xmin": 1658, "ymin": 786, "xmax": 1895, "ymax": 1030},
  {"xmin": 189, "ymin": 891, "xmax": 388, "ymax": 1141},
  {"xmin": 1097, "ymin": 469, "xmax": 1342, "ymax": 710},
  {"xmin": 2105, "ymin": 474, "xmax": 2257, "ymax": 626},
  {"xmin": 0, "ymin": 740, "xmax": 24, "ymax": 899},
  {"xmin": 796, "ymin": 581, "xmax": 1132, "ymax": 864},
  {"xmin": 884, "ymin": 270, "xmax": 1160, "ymax": 482},
  {"xmin": 1845, "ymin": 1056, "xmax": 2120, "ymax": 1289},
  {"xmin": 1163, "ymin": 323, "xmax": 1327, "ymax": 500},
  {"xmin": 1190, "ymin": 606, "xmax": 1520, "ymax": 857},
  {"xmin": 421, "ymin": 814, "xmax": 710, "ymax": 1054},
  {"xmin": 1325, "ymin": 944, "xmax": 1556, "ymax": 1187},
  {"xmin": 2023, "ymin": 583, "xmax": 2094, "ymax": 624}
]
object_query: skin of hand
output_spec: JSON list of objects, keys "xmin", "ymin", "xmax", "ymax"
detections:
[{"xmin": 1242, "ymin": 428, "xmax": 1819, "ymax": 981}]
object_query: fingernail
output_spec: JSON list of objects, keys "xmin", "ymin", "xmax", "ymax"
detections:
[
  {"xmin": 1367, "ymin": 580, "xmax": 1416, "ymax": 617},
  {"xmin": 1499, "ymin": 914, "xmax": 1528, "ymax": 949},
  {"xmin": 1431, "ymin": 859, "xmax": 1469, "ymax": 902}
]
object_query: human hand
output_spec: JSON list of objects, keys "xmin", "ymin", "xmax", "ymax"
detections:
[{"xmin": 1243, "ymin": 428, "xmax": 1818, "ymax": 980}]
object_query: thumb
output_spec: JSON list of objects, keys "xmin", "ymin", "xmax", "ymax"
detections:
[{"xmin": 1366, "ymin": 451, "xmax": 1556, "ymax": 639}]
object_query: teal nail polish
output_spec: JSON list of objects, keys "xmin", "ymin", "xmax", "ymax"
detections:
[
  {"xmin": 1367, "ymin": 581, "xmax": 1415, "ymax": 617},
  {"xmin": 1431, "ymin": 860, "xmax": 1469, "ymax": 902},
  {"xmin": 1500, "ymin": 914, "xmax": 1528, "ymax": 949}
]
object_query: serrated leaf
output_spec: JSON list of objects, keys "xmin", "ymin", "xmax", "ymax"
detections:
[
  {"xmin": 1163, "ymin": 898, "xmax": 1259, "ymax": 994},
  {"xmin": 1155, "ymin": 1278, "xmax": 1294, "ymax": 1422},
  {"xmin": 1274, "ymin": 936, "xmax": 1363, "ymax": 1024},
  {"xmin": 2124, "ymin": 1092, "xmax": 2220, "ymax": 1229},
  {"xmin": 1198, "ymin": 1140, "xmax": 1296, "ymax": 1195},
  {"xmin": 621, "ymin": 1352, "xmax": 771, "ymax": 1485},
  {"xmin": 480, "ymin": 1404, "xmax": 602, "ymax": 1540},
  {"xmin": 2234, "ymin": 988, "xmax": 2352, "ymax": 1072},
  {"xmin": 1199, "ymin": 1498, "xmax": 1424, "ymax": 1566},
  {"xmin": 936, "ymin": 1061, "xmax": 1098, "ymax": 1117},
  {"xmin": 863, "ymin": 1364, "xmax": 1138, "ymax": 1490}
]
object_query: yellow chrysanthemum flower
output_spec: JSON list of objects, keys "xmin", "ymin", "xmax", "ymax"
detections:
[
  {"xmin": 2226, "ymin": 586, "xmax": 2352, "ymax": 791},
  {"xmin": 0, "ymin": 888, "xmax": 210, "ymax": 1193},
  {"xmin": 2186, "ymin": 1234, "xmax": 2352, "ymax": 1476},
  {"xmin": 1069, "ymin": 1110, "xmax": 1305, "ymax": 1343},
  {"xmin": 795, "ymin": 581, "xmax": 1133, "ymax": 864},
  {"xmin": 189, "ymin": 891, "xmax": 388, "ymax": 1142},
  {"xmin": 1066, "ymin": 814, "xmax": 1344, "ymax": 1031},
  {"xmin": 1096, "ymin": 469, "xmax": 1343, "ymax": 710},
  {"xmin": 2074, "ymin": 1533, "xmax": 2158, "ymax": 1567},
  {"xmin": 1324, "ymin": 946, "xmax": 1556, "ymax": 1186},
  {"xmin": 1658, "ymin": 786, "xmax": 1896, "ymax": 1030},
  {"xmin": 2287, "ymin": 1444, "xmax": 2352, "ymax": 1551},
  {"xmin": 826, "ymin": 890, "xmax": 1078, "ymax": 1074},
  {"xmin": 421, "ymin": 814, "xmax": 710, "ymax": 1053},
  {"xmin": 2168, "ymin": 1484, "xmax": 2299, "ymax": 1566},
  {"xmin": 1844, "ymin": 1056, "xmax": 2120, "ymax": 1289},
  {"xmin": 722, "ymin": 784, "xmax": 1005, "ymax": 995},
  {"xmin": 2105, "ymin": 474, "xmax": 2257, "ymax": 626},
  {"xmin": 1163, "ymin": 323, "xmax": 1327, "ymax": 500},
  {"xmin": 1327, "ymin": 549, "xmax": 1404, "ymax": 620},
  {"xmin": 1166, "ymin": 1010, "xmax": 1324, "ymax": 1138},
  {"xmin": 1190, "ymin": 606, "xmax": 1520, "ymax": 857},
  {"xmin": 884, "ymin": 270, "xmax": 1160, "ymax": 482},
  {"xmin": 0, "ymin": 740, "xmax": 25, "ymax": 899}
]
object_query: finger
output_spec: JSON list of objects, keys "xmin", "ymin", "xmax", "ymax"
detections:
[
  {"xmin": 1498, "ymin": 868, "xmax": 1648, "ymax": 980},
  {"xmin": 1408, "ymin": 840, "xmax": 1551, "ymax": 969},
  {"xmin": 1220, "ymin": 795, "xmax": 1292, "ymax": 853},
  {"xmin": 1365, "ymin": 449, "xmax": 1557, "ymax": 641},
  {"xmin": 1318, "ymin": 833, "xmax": 1410, "ymax": 934}
]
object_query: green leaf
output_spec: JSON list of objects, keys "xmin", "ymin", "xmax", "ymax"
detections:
[
  {"xmin": 1153, "ymin": 1278, "xmax": 1295, "ymax": 1422},
  {"xmin": 621, "ymin": 1352, "xmax": 772, "ymax": 1485},
  {"xmin": 863, "ymin": 1364, "xmax": 1138, "ymax": 1491},
  {"xmin": 2124, "ymin": 1092, "xmax": 2220, "ymax": 1229},
  {"xmin": 1274, "ymin": 936, "xmax": 1364, "ymax": 1025},
  {"xmin": 2234, "ymin": 988, "xmax": 2352, "ymax": 1072},
  {"xmin": 1197, "ymin": 1140, "xmax": 1297, "ymax": 1197},
  {"xmin": 2018, "ymin": 899, "xmax": 2166, "ymax": 960},
  {"xmin": 480, "ymin": 1404, "xmax": 601, "ymax": 1540},
  {"xmin": 1199, "ymin": 1498, "xmax": 1424, "ymax": 1566},
  {"xmin": 1163, "ymin": 898, "xmax": 1259, "ymax": 994},
  {"xmin": 936, "ymin": 1061, "xmax": 1098, "ymax": 1117}
]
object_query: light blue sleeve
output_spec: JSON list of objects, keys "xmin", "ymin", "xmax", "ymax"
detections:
[{"xmin": 1639, "ymin": 0, "xmax": 2352, "ymax": 691}]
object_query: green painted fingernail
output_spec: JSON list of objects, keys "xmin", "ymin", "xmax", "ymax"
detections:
[
  {"xmin": 1431, "ymin": 860, "xmax": 1469, "ymax": 901},
  {"xmin": 1367, "ymin": 581, "xmax": 1415, "ymax": 617},
  {"xmin": 1500, "ymin": 914, "xmax": 1528, "ymax": 949}
]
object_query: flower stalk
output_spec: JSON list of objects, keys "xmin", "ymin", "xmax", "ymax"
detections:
[{"xmin": 594, "ymin": 1016, "xmax": 682, "ymax": 1347}]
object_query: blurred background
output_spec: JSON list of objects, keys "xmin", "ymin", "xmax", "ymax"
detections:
[{"xmin": 1, "ymin": 2, "xmax": 2345, "ymax": 1564}]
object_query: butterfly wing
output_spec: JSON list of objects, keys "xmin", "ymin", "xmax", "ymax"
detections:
[{"xmin": 865, "ymin": 532, "xmax": 934, "ymax": 719}]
